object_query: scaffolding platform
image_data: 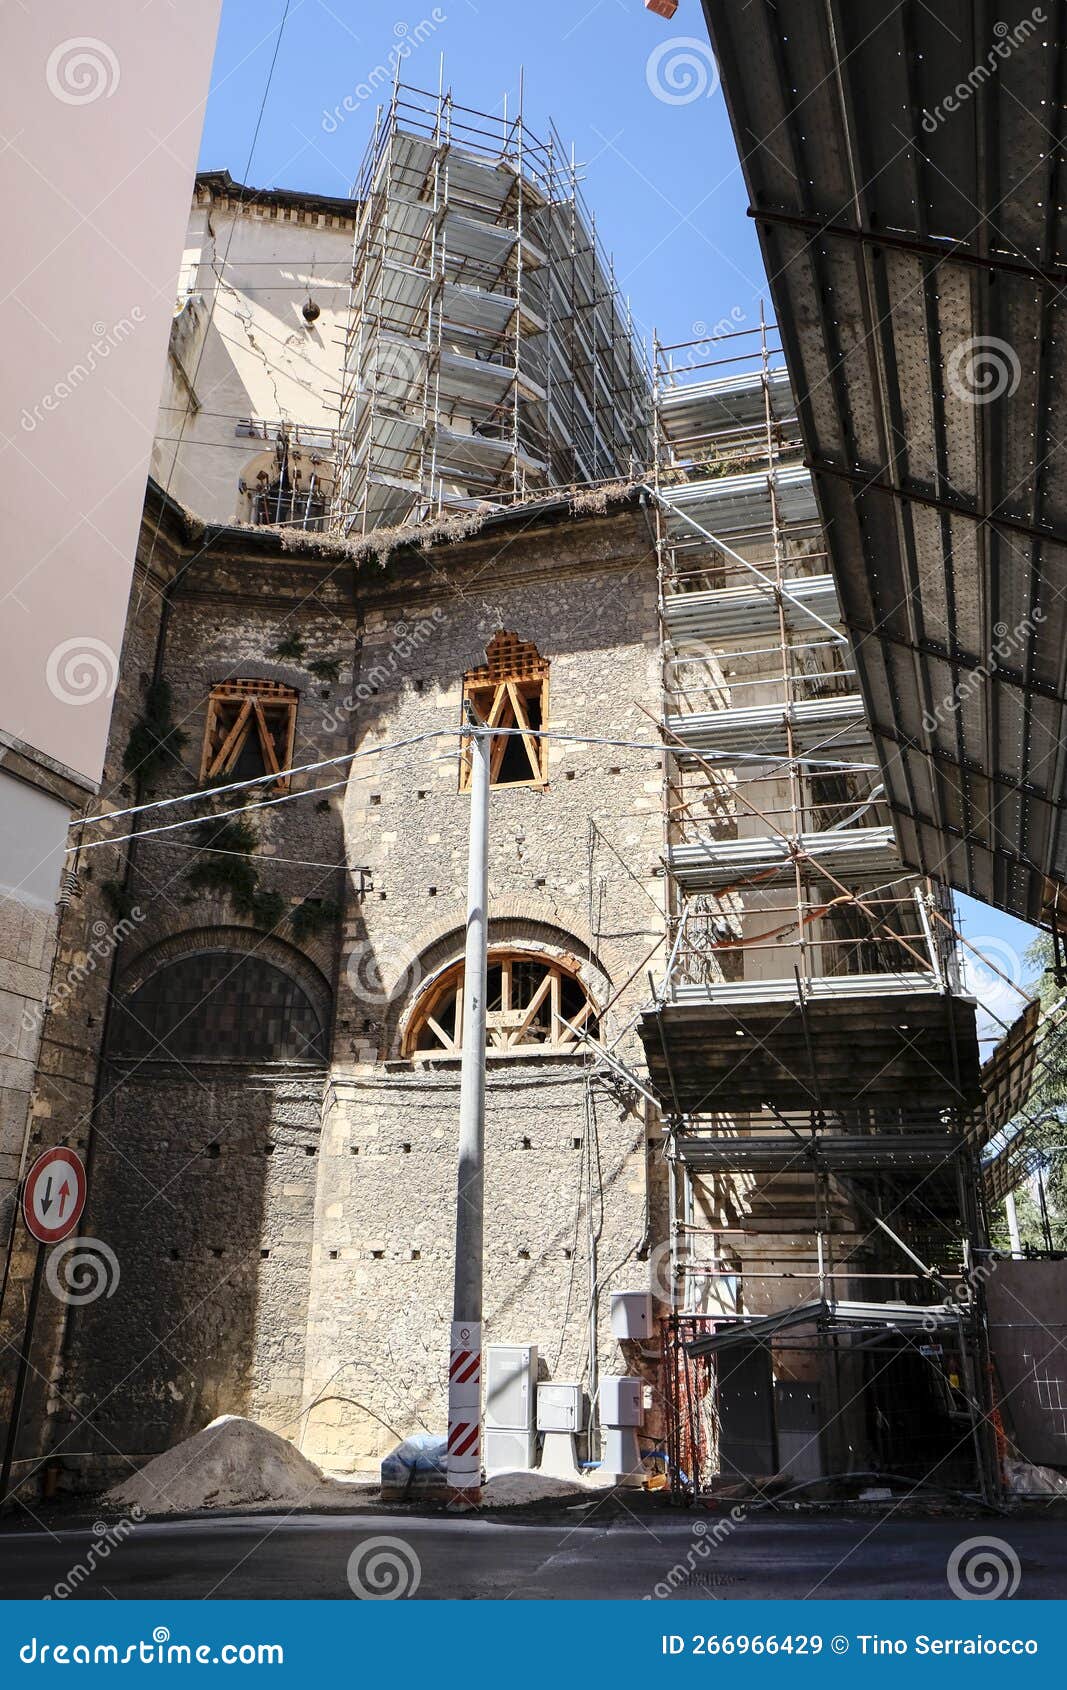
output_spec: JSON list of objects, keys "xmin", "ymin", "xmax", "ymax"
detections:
[
  {"xmin": 662, "ymin": 464, "xmax": 818, "ymax": 536},
  {"xmin": 666, "ymin": 825, "xmax": 900, "ymax": 891},
  {"xmin": 665, "ymin": 694, "xmax": 870, "ymax": 760},
  {"xmin": 640, "ymin": 975, "xmax": 980, "ymax": 1114},
  {"xmin": 674, "ymin": 1131, "xmax": 966, "ymax": 1174},
  {"xmin": 683, "ymin": 1299, "xmax": 972, "ymax": 1357},
  {"xmin": 335, "ymin": 81, "xmax": 651, "ymax": 534},
  {"xmin": 662, "ymin": 574, "xmax": 841, "ymax": 642}
]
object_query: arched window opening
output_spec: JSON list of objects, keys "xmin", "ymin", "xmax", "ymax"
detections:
[
  {"xmin": 461, "ymin": 631, "xmax": 549, "ymax": 789},
  {"xmin": 110, "ymin": 951, "xmax": 327, "ymax": 1062},
  {"xmin": 200, "ymin": 680, "xmax": 298, "ymax": 792},
  {"xmin": 405, "ymin": 950, "xmax": 597, "ymax": 1056}
]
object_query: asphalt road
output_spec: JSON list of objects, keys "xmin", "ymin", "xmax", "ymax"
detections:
[{"xmin": 0, "ymin": 1507, "xmax": 1063, "ymax": 1600}]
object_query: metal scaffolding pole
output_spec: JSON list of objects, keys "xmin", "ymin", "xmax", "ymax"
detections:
[
  {"xmin": 333, "ymin": 79, "xmax": 651, "ymax": 535},
  {"xmin": 646, "ymin": 319, "xmax": 984, "ymax": 1496}
]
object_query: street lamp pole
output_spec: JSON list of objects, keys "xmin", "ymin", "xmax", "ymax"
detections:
[{"xmin": 446, "ymin": 710, "xmax": 490, "ymax": 1508}]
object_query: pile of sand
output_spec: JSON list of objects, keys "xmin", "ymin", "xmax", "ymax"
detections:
[
  {"xmin": 105, "ymin": 1415, "xmax": 333, "ymax": 1516},
  {"xmin": 481, "ymin": 1471, "xmax": 588, "ymax": 1506}
]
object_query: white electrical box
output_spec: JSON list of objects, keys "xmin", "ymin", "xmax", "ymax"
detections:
[
  {"xmin": 485, "ymin": 1344, "xmax": 537, "ymax": 1430},
  {"xmin": 611, "ymin": 1290, "xmax": 653, "ymax": 1340},
  {"xmin": 485, "ymin": 1426, "xmax": 537, "ymax": 1475},
  {"xmin": 537, "ymin": 1381, "xmax": 584, "ymax": 1433},
  {"xmin": 601, "ymin": 1375, "xmax": 644, "ymax": 1427}
]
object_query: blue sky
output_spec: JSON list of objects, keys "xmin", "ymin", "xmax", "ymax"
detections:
[
  {"xmin": 199, "ymin": 0, "xmax": 1042, "ymax": 1030},
  {"xmin": 198, "ymin": 0, "xmax": 764, "ymax": 353}
]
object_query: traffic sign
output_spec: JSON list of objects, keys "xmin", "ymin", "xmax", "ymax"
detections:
[{"xmin": 22, "ymin": 1146, "xmax": 87, "ymax": 1244}]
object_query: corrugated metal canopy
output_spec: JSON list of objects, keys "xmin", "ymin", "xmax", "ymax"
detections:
[
  {"xmin": 969, "ymin": 997, "xmax": 1041, "ymax": 1150},
  {"xmin": 702, "ymin": 0, "xmax": 1067, "ymax": 924}
]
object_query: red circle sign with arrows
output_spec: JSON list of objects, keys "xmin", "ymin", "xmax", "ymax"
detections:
[{"xmin": 22, "ymin": 1147, "xmax": 87, "ymax": 1244}]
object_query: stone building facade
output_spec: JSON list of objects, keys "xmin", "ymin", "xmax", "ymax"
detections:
[{"xmin": 0, "ymin": 482, "xmax": 667, "ymax": 1492}]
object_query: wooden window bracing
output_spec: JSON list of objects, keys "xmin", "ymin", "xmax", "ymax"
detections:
[
  {"xmin": 405, "ymin": 950, "xmax": 597, "ymax": 1057},
  {"xmin": 461, "ymin": 631, "xmax": 549, "ymax": 789},
  {"xmin": 199, "ymin": 680, "xmax": 298, "ymax": 793}
]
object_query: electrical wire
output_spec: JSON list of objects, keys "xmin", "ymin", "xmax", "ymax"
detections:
[
  {"xmin": 71, "ymin": 725, "xmax": 882, "ymax": 842},
  {"xmin": 140, "ymin": 839, "xmax": 361, "ymax": 872},
  {"xmin": 137, "ymin": 0, "xmax": 293, "ymax": 610},
  {"xmin": 70, "ymin": 728, "xmax": 450, "ymax": 831},
  {"xmin": 71, "ymin": 776, "xmax": 351, "ymax": 852}
]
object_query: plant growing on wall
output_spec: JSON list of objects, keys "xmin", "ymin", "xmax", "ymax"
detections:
[
  {"xmin": 270, "ymin": 632, "xmax": 306, "ymax": 662},
  {"xmin": 307, "ymin": 655, "xmax": 342, "ymax": 684},
  {"xmin": 123, "ymin": 679, "xmax": 188, "ymax": 788},
  {"xmin": 289, "ymin": 895, "xmax": 339, "ymax": 943},
  {"xmin": 269, "ymin": 631, "xmax": 343, "ymax": 684},
  {"xmin": 184, "ymin": 813, "xmax": 285, "ymax": 930},
  {"xmin": 101, "ymin": 878, "xmax": 139, "ymax": 923}
]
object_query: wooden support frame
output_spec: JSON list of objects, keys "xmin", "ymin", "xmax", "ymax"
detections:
[
  {"xmin": 405, "ymin": 949, "xmax": 596, "ymax": 1057},
  {"xmin": 460, "ymin": 631, "xmax": 549, "ymax": 790},
  {"xmin": 199, "ymin": 680, "xmax": 299, "ymax": 793}
]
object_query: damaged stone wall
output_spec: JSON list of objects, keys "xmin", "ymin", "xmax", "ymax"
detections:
[
  {"xmin": 1, "ymin": 493, "xmax": 357, "ymax": 1498},
  {"xmin": 301, "ymin": 503, "xmax": 666, "ymax": 1470},
  {"xmin": 6, "ymin": 490, "xmax": 667, "ymax": 1494},
  {"xmin": 153, "ymin": 176, "xmax": 356, "ymax": 525},
  {"xmin": 70, "ymin": 1067, "xmax": 323, "ymax": 1490}
]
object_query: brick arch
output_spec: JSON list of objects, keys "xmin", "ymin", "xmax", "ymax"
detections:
[
  {"xmin": 115, "ymin": 924, "xmax": 332, "ymax": 1032},
  {"xmin": 396, "ymin": 892, "xmax": 629, "ymax": 989},
  {"xmin": 201, "ymin": 660, "xmax": 308, "ymax": 694}
]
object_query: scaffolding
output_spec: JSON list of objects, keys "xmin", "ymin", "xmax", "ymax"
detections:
[
  {"xmin": 332, "ymin": 80, "xmax": 651, "ymax": 534},
  {"xmin": 642, "ymin": 321, "xmax": 996, "ymax": 1500}
]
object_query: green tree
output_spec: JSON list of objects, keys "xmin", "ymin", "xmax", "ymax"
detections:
[{"xmin": 990, "ymin": 932, "xmax": 1067, "ymax": 1249}]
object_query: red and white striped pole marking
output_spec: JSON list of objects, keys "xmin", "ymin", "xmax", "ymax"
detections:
[
  {"xmin": 447, "ymin": 1320, "xmax": 481, "ymax": 1503},
  {"xmin": 447, "ymin": 717, "xmax": 488, "ymax": 1510}
]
